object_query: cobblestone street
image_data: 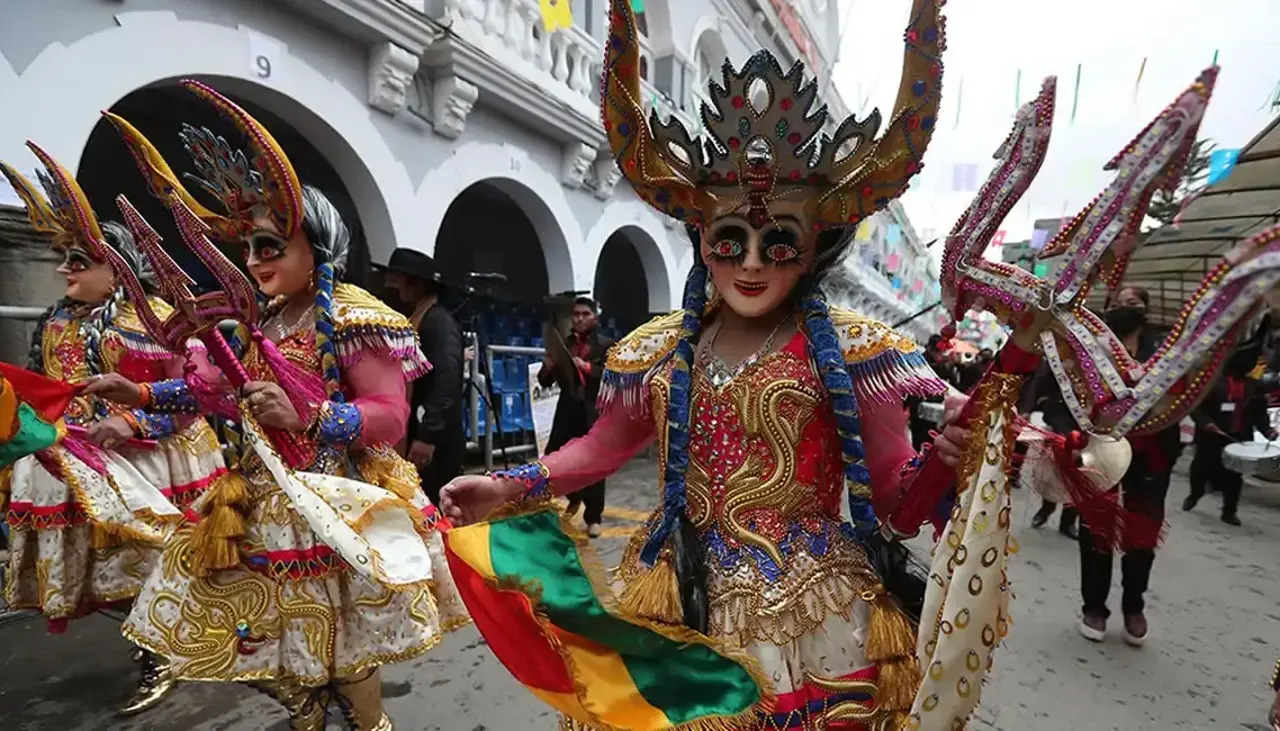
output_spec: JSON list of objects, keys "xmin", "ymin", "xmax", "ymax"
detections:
[{"xmin": 2, "ymin": 453, "xmax": 1278, "ymax": 730}]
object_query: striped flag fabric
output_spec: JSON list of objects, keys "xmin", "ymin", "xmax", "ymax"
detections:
[
  {"xmin": 444, "ymin": 508, "xmax": 769, "ymax": 730},
  {"xmin": 0, "ymin": 361, "xmax": 77, "ymax": 468}
]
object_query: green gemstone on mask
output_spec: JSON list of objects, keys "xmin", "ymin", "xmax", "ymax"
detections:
[
  {"xmin": 775, "ymin": 119, "xmax": 789, "ymax": 139},
  {"xmin": 738, "ymin": 117, "xmax": 751, "ymax": 137}
]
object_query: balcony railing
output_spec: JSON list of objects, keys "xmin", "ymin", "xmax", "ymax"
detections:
[{"xmin": 440, "ymin": 0, "xmax": 602, "ymax": 111}]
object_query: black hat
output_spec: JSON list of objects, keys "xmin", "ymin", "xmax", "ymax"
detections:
[{"xmin": 379, "ymin": 248, "xmax": 444, "ymax": 286}]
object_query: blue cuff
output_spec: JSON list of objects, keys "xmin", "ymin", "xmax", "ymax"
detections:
[
  {"xmin": 316, "ymin": 400, "xmax": 363, "ymax": 447},
  {"xmin": 149, "ymin": 378, "xmax": 198, "ymax": 414},
  {"xmin": 494, "ymin": 461, "xmax": 551, "ymax": 503},
  {"xmin": 129, "ymin": 410, "xmax": 178, "ymax": 440}
]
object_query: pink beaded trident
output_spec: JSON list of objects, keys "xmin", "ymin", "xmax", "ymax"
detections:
[
  {"xmin": 101, "ymin": 195, "xmax": 313, "ymax": 468},
  {"xmin": 889, "ymin": 68, "xmax": 1230, "ymax": 539}
]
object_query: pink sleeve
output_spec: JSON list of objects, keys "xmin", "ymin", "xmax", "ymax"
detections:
[
  {"xmin": 540, "ymin": 407, "xmax": 657, "ymax": 496},
  {"xmin": 860, "ymin": 400, "xmax": 921, "ymax": 516},
  {"xmin": 343, "ymin": 353, "xmax": 410, "ymax": 448}
]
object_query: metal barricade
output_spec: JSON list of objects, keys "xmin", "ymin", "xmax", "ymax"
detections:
[{"xmin": 0, "ymin": 305, "xmax": 45, "ymax": 320}]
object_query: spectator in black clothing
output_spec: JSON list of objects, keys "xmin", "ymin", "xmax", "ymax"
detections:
[
  {"xmin": 1184, "ymin": 318, "xmax": 1277, "ymax": 526},
  {"xmin": 540, "ymin": 297, "xmax": 615, "ymax": 537},
  {"xmin": 1076, "ymin": 285, "xmax": 1182, "ymax": 647},
  {"xmin": 908, "ymin": 335, "xmax": 958, "ymax": 449},
  {"xmin": 382, "ymin": 249, "xmax": 466, "ymax": 506}
]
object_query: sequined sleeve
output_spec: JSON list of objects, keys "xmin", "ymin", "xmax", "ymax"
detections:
[
  {"xmin": 595, "ymin": 311, "xmax": 683, "ymax": 419},
  {"xmin": 314, "ymin": 351, "xmax": 410, "ymax": 450},
  {"xmin": 497, "ymin": 408, "xmax": 656, "ymax": 500}
]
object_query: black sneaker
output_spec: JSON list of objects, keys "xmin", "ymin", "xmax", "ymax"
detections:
[{"xmin": 1221, "ymin": 514, "xmax": 1242, "ymax": 526}]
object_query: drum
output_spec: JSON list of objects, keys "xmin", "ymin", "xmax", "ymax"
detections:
[{"xmin": 1221, "ymin": 441, "xmax": 1280, "ymax": 476}]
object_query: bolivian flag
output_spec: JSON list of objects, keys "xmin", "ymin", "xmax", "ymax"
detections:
[
  {"xmin": 445, "ymin": 508, "xmax": 770, "ymax": 730},
  {"xmin": 0, "ymin": 361, "xmax": 76, "ymax": 468}
]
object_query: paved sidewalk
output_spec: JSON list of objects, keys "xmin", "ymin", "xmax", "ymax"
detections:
[{"xmin": 1, "ymin": 455, "xmax": 1278, "ymax": 730}]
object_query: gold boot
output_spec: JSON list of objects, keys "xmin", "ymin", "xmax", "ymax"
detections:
[
  {"xmin": 119, "ymin": 648, "xmax": 176, "ymax": 715},
  {"xmin": 333, "ymin": 668, "xmax": 393, "ymax": 730},
  {"xmin": 247, "ymin": 677, "xmax": 331, "ymax": 731}
]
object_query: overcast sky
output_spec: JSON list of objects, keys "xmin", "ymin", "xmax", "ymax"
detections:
[{"xmin": 832, "ymin": 0, "xmax": 1280, "ymax": 247}]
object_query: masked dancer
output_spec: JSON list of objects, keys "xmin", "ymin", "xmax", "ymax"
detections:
[
  {"xmin": 441, "ymin": 1, "xmax": 959, "ymax": 728},
  {"xmin": 98, "ymin": 83, "xmax": 468, "ymax": 731},
  {"xmin": 0, "ymin": 146, "xmax": 226, "ymax": 715}
]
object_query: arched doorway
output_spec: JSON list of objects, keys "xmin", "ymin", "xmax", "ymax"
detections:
[
  {"xmin": 78, "ymin": 82, "xmax": 373, "ymax": 291},
  {"xmin": 434, "ymin": 181, "xmax": 552, "ymax": 305},
  {"xmin": 592, "ymin": 225, "xmax": 671, "ymax": 337}
]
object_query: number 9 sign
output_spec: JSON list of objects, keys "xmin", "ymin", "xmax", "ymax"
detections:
[{"xmin": 247, "ymin": 31, "xmax": 281, "ymax": 82}]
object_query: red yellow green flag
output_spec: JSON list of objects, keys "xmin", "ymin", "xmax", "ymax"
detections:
[
  {"xmin": 0, "ymin": 361, "xmax": 76, "ymax": 468},
  {"xmin": 444, "ymin": 508, "xmax": 770, "ymax": 730}
]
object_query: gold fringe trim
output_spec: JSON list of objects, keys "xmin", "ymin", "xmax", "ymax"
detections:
[
  {"xmin": 863, "ymin": 590, "xmax": 921, "ymax": 714},
  {"xmin": 188, "ymin": 471, "xmax": 253, "ymax": 575},
  {"xmin": 355, "ymin": 447, "xmax": 420, "ymax": 502},
  {"xmin": 89, "ymin": 519, "xmax": 163, "ymax": 549},
  {"xmin": 616, "ymin": 557, "xmax": 683, "ymax": 625}
]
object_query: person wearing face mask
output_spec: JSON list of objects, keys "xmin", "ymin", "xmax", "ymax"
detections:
[
  {"xmin": 439, "ymin": 1, "xmax": 968, "ymax": 727},
  {"xmin": 1183, "ymin": 315, "xmax": 1277, "ymax": 526},
  {"xmin": 0, "ymin": 147, "xmax": 228, "ymax": 715},
  {"xmin": 98, "ymin": 84, "xmax": 469, "ymax": 730},
  {"xmin": 1076, "ymin": 286, "xmax": 1184, "ymax": 646}
]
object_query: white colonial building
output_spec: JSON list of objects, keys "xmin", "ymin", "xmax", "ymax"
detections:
[{"xmin": 0, "ymin": 0, "xmax": 937, "ymax": 363}]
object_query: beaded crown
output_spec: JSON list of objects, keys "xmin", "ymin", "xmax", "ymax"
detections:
[
  {"xmin": 601, "ymin": 0, "xmax": 945, "ymax": 229},
  {"xmin": 0, "ymin": 142, "xmax": 155, "ymax": 286},
  {"xmin": 103, "ymin": 79, "xmax": 304, "ymax": 244}
]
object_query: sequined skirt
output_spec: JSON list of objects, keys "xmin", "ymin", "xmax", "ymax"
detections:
[
  {"xmin": 4, "ymin": 423, "xmax": 223, "ymax": 621},
  {"xmin": 121, "ymin": 469, "xmax": 469, "ymax": 686}
]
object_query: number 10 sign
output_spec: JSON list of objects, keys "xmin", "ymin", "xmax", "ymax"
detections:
[{"xmin": 247, "ymin": 30, "xmax": 282, "ymax": 82}]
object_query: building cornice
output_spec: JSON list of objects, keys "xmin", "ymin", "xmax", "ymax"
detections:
[{"xmin": 281, "ymin": 0, "xmax": 441, "ymax": 55}]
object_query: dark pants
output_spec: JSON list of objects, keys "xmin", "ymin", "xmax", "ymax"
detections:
[
  {"xmin": 1078, "ymin": 463, "xmax": 1171, "ymax": 617},
  {"xmin": 546, "ymin": 403, "xmax": 605, "ymax": 526},
  {"xmin": 1034, "ymin": 500, "xmax": 1079, "ymax": 528},
  {"xmin": 1188, "ymin": 431, "xmax": 1242, "ymax": 517},
  {"xmin": 566, "ymin": 481, "xmax": 606, "ymax": 525}
]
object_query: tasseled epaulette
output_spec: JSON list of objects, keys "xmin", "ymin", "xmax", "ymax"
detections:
[
  {"xmin": 331, "ymin": 283, "xmax": 431, "ymax": 380},
  {"xmin": 596, "ymin": 311, "xmax": 685, "ymax": 418},
  {"xmin": 109, "ymin": 298, "xmax": 177, "ymax": 361},
  {"xmin": 829, "ymin": 308, "xmax": 949, "ymax": 406}
]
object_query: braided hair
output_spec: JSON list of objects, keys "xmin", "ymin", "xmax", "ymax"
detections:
[{"xmin": 299, "ymin": 185, "xmax": 351, "ymax": 401}]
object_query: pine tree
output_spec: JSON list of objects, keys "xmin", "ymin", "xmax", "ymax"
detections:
[{"xmin": 1144, "ymin": 137, "xmax": 1215, "ymax": 229}]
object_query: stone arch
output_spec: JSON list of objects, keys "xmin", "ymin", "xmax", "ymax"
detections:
[
  {"xmin": 582, "ymin": 198, "xmax": 678, "ymax": 312},
  {"xmin": 689, "ymin": 20, "xmax": 732, "ymax": 82},
  {"xmin": 636, "ymin": 0, "xmax": 676, "ymax": 57},
  {"xmin": 2, "ymin": 11, "xmax": 415, "ymax": 265},
  {"xmin": 414, "ymin": 142, "xmax": 577, "ymax": 294}
]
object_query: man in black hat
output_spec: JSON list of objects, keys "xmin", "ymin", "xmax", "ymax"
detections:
[
  {"xmin": 540, "ymin": 296, "xmax": 614, "ymax": 537},
  {"xmin": 382, "ymin": 248, "xmax": 465, "ymax": 506}
]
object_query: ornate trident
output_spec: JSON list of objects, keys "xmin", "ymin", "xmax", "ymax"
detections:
[
  {"xmin": 101, "ymin": 195, "xmax": 312, "ymax": 468},
  {"xmin": 881, "ymin": 67, "xmax": 1280, "ymax": 731}
]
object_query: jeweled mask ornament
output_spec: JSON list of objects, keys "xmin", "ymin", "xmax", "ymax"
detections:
[{"xmin": 600, "ymin": 0, "xmax": 946, "ymax": 233}]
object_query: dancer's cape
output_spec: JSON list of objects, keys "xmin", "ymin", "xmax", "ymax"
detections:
[
  {"xmin": 444, "ymin": 506, "xmax": 770, "ymax": 731},
  {"xmin": 0, "ymin": 362, "xmax": 77, "ymax": 468}
]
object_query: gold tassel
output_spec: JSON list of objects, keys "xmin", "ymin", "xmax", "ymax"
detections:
[
  {"xmin": 875, "ymin": 657, "xmax": 922, "ymax": 713},
  {"xmin": 356, "ymin": 447, "xmax": 419, "ymax": 502},
  {"xmin": 617, "ymin": 559, "xmax": 683, "ymax": 625},
  {"xmin": 863, "ymin": 590, "xmax": 922, "ymax": 714},
  {"xmin": 188, "ymin": 471, "xmax": 252, "ymax": 574},
  {"xmin": 865, "ymin": 593, "xmax": 917, "ymax": 661}
]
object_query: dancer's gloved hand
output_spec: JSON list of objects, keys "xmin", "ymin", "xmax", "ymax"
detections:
[
  {"xmin": 81, "ymin": 373, "xmax": 143, "ymax": 407},
  {"xmin": 85, "ymin": 415, "xmax": 136, "ymax": 450},
  {"xmin": 440, "ymin": 475, "xmax": 525, "ymax": 526},
  {"xmin": 242, "ymin": 381, "xmax": 304, "ymax": 431}
]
